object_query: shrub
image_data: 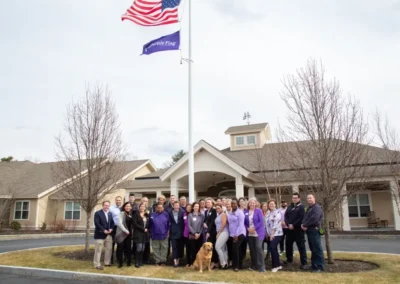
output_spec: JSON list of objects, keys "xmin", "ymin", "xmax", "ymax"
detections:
[
  {"xmin": 9, "ymin": 221, "xmax": 21, "ymax": 231},
  {"xmin": 41, "ymin": 222, "xmax": 47, "ymax": 231},
  {"xmin": 55, "ymin": 221, "xmax": 66, "ymax": 233}
]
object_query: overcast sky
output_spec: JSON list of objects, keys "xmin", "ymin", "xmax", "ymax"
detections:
[{"xmin": 1, "ymin": 0, "xmax": 399, "ymax": 167}]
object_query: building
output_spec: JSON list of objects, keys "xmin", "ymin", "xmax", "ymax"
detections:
[
  {"xmin": 120, "ymin": 122, "xmax": 400, "ymax": 231},
  {"xmin": 2, "ymin": 122, "xmax": 399, "ymax": 231},
  {"xmin": 0, "ymin": 159, "xmax": 156, "ymax": 230}
]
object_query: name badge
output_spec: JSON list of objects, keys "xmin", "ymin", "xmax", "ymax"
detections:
[
  {"xmin": 193, "ymin": 218, "xmax": 197, "ymax": 221},
  {"xmin": 245, "ymin": 213, "xmax": 249, "ymax": 215},
  {"xmin": 183, "ymin": 216, "xmax": 187, "ymax": 219},
  {"xmin": 150, "ymin": 216, "xmax": 154, "ymax": 219}
]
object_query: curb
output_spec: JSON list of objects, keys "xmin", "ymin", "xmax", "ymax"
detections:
[
  {"xmin": 0, "ymin": 265, "xmax": 224, "ymax": 284},
  {"xmin": 326, "ymin": 235, "xmax": 400, "ymax": 240},
  {"xmin": 0, "ymin": 248, "xmax": 398, "ymax": 283},
  {"xmin": 0, "ymin": 233, "xmax": 93, "ymax": 241}
]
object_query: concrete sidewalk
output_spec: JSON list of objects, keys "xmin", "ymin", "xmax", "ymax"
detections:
[{"xmin": 0, "ymin": 233, "xmax": 93, "ymax": 241}]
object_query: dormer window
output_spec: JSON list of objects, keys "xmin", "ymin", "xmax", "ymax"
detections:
[
  {"xmin": 235, "ymin": 135, "xmax": 256, "ymax": 146},
  {"xmin": 247, "ymin": 135, "xmax": 256, "ymax": 145},
  {"xmin": 235, "ymin": 136, "xmax": 245, "ymax": 145}
]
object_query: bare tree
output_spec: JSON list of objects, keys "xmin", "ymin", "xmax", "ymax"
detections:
[
  {"xmin": 374, "ymin": 111, "xmax": 400, "ymax": 215},
  {"xmin": 277, "ymin": 59, "xmax": 371, "ymax": 264},
  {"xmin": 251, "ymin": 142, "xmax": 286, "ymax": 202},
  {"xmin": 53, "ymin": 84, "xmax": 126, "ymax": 253}
]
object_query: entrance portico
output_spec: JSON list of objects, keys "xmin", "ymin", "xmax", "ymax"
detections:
[{"xmin": 160, "ymin": 140, "xmax": 256, "ymax": 199}]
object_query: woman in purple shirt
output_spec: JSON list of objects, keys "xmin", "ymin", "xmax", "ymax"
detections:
[
  {"xmin": 183, "ymin": 203, "xmax": 192, "ymax": 268},
  {"xmin": 244, "ymin": 198, "xmax": 266, "ymax": 273},
  {"xmin": 228, "ymin": 200, "xmax": 246, "ymax": 272}
]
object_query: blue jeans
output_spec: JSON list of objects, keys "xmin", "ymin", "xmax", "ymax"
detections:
[{"xmin": 306, "ymin": 229, "xmax": 324, "ymax": 270}]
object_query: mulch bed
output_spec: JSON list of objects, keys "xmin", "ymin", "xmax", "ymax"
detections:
[{"xmin": 54, "ymin": 249, "xmax": 379, "ymax": 273}]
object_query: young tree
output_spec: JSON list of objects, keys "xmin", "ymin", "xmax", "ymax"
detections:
[
  {"xmin": 1, "ymin": 156, "xmax": 14, "ymax": 162},
  {"xmin": 374, "ymin": 111, "xmax": 400, "ymax": 215},
  {"xmin": 250, "ymin": 142, "xmax": 286, "ymax": 202},
  {"xmin": 53, "ymin": 84, "xmax": 126, "ymax": 253},
  {"xmin": 163, "ymin": 149, "xmax": 186, "ymax": 168},
  {"xmin": 278, "ymin": 59, "xmax": 371, "ymax": 264}
]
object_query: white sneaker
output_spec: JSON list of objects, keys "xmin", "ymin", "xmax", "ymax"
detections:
[{"xmin": 271, "ymin": 266, "xmax": 282, "ymax": 273}]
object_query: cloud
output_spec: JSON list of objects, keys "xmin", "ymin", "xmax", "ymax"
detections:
[
  {"xmin": 128, "ymin": 126, "xmax": 185, "ymax": 167},
  {"xmin": 13, "ymin": 125, "xmax": 41, "ymax": 131},
  {"xmin": 212, "ymin": 0, "xmax": 265, "ymax": 22}
]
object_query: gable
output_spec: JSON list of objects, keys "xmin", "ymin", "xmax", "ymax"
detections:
[{"xmin": 160, "ymin": 140, "xmax": 250, "ymax": 182}]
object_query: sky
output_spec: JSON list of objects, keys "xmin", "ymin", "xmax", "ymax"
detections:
[{"xmin": 0, "ymin": 0, "xmax": 399, "ymax": 168}]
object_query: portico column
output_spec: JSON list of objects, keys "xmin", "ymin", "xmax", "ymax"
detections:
[
  {"xmin": 390, "ymin": 180, "xmax": 400, "ymax": 231},
  {"xmin": 170, "ymin": 180, "xmax": 178, "ymax": 199},
  {"xmin": 248, "ymin": 187, "xmax": 255, "ymax": 198},
  {"xmin": 235, "ymin": 175, "xmax": 244, "ymax": 198},
  {"xmin": 292, "ymin": 184, "xmax": 299, "ymax": 193},
  {"xmin": 156, "ymin": 190, "xmax": 163, "ymax": 198}
]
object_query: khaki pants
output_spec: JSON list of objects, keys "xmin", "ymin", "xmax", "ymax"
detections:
[
  {"xmin": 93, "ymin": 235, "xmax": 112, "ymax": 267},
  {"xmin": 152, "ymin": 239, "xmax": 168, "ymax": 264}
]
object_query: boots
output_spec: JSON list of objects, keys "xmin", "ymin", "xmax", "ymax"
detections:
[
  {"xmin": 139, "ymin": 251, "xmax": 144, "ymax": 266},
  {"xmin": 135, "ymin": 251, "xmax": 141, "ymax": 268}
]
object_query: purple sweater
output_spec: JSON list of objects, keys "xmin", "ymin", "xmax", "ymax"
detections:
[
  {"xmin": 183, "ymin": 211, "xmax": 189, "ymax": 238},
  {"xmin": 227, "ymin": 209, "xmax": 246, "ymax": 238},
  {"xmin": 244, "ymin": 208, "xmax": 266, "ymax": 241}
]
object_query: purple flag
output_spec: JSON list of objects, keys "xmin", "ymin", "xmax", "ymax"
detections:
[{"xmin": 142, "ymin": 30, "xmax": 180, "ymax": 55}]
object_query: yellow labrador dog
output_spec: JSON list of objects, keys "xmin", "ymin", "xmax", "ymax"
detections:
[{"xmin": 192, "ymin": 242, "xmax": 213, "ymax": 273}]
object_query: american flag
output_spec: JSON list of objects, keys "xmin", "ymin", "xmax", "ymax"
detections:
[{"xmin": 122, "ymin": 0, "xmax": 181, "ymax": 26}]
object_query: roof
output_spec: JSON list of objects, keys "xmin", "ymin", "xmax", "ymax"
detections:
[
  {"xmin": 221, "ymin": 140, "xmax": 399, "ymax": 172},
  {"xmin": 50, "ymin": 160, "xmax": 150, "ymax": 199},
  {"xmin": 135, "ymin": 168, "xmax": 169, "ymax": 179},
  {"xmin": 225, "ymin": 123, "xmax": 268, "ymax": 135},
  {"xmin": 0, "ymin": 159, "xmax": 150, "ymax": 199}
]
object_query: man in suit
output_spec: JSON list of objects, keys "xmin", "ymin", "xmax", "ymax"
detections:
[{"xmin": 93, "ymin": 201, "xmax": 114, "ymax": 270}]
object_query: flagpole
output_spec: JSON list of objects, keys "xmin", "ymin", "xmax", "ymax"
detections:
[{"xmin": 187, "ymin": 0, "xmax": 195, "ymax": 204}]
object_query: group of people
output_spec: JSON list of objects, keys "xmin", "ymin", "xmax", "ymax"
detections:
[{"xmin": 93, "ymin": 192, "xmax": 325, "ymax": 273}]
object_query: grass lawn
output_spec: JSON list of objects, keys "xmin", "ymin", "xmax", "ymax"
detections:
[{"xmin": 0, "ymin": 246, "xmax": 399, "ymax": 284}]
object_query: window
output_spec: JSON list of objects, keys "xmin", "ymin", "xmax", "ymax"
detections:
[
  {"xmin": 14, "ymin": 201, "xmax": 29, "ymax": 220},
  {"xmin": 247, "ymin": 135, "xmax": 256, "ymax": 145},
  {"xmin": 65, "ymin": 201, "xmax": 81, "ymax": 220},
  {"xmin": 348, "ymin": 194, "xmax": 371, "ymax": 218},
  {"xmin": 235, "ymin": 135, "xmax": 256, "ymax": 146},
  {"xmin": 235, "ymin": 136, "xmax": 244, "ymax": 145}
]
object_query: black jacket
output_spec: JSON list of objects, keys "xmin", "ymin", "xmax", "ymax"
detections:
[
  {"xmin": 169, "ymin": 210, "xmax": 184, "ymax": 240},
  {"xmin": 204, "ymin": 208, "xmax": 217, "ymax": 236},
  {"xmin": 132, "ymin": 212, "xmax": 150, "ymax": 243},
  {"xmin": 302, "ymin": 203, "xmax": 323, "ymax": 229},
  {"xmin": 284, "ymin": 202, "xmax": 305, "ymax": 229}
]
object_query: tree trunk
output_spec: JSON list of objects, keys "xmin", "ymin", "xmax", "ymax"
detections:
[
  {"xmin": 85, "ymin": 214, "xmax": 91, "ymax": 253},
  {"xmin": 323, "ymin": 209, "xmax": 334, "ymax": 264}
]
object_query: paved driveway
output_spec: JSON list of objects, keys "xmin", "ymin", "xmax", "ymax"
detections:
[{"xmin": 0, "ymin": 236, "xmax": 399, "ymax": 284}]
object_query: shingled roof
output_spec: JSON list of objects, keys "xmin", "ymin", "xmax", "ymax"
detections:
[
  {"xmin": 224, "ymin": 123, "xmax": 269, "ymax": 135},
  {"xmin": 0, "ymin": 160, "xmax": 150, "ymax": 199}
]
